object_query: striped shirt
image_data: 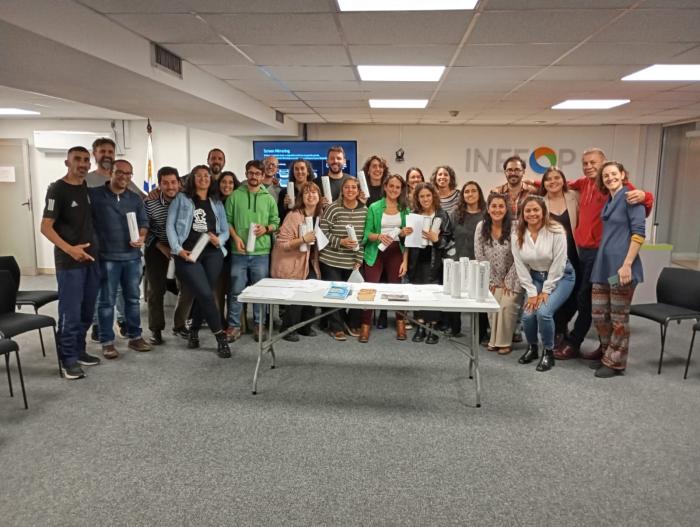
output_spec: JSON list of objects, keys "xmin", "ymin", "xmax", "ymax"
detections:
[
  {"xmin": 439, "ymin": 189, "xmax": 461, "ymax": 215},
  {"xmin": 319, "ymin": 200, "xmax": 367, "ymax": 269},
  {"xmin": 144, "ymin": 194, "xmax": 171, "ymax": 246}
]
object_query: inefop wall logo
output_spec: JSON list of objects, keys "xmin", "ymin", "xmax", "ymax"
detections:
[{"xmin": 528, "ymin": 146, "xmax": 557, "ymax": 174}]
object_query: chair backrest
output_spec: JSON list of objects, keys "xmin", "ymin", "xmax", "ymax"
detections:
[
  {"xmin": 0, "ymin": 270, "xmax": 17, "ymax": 315},
  {"xmin": 0, "ymin": 256, "xmax": 21, "ymax": 288},
  {"xmin": 657, "ymin": 267, "xmax": 700, "ymax": 312}
]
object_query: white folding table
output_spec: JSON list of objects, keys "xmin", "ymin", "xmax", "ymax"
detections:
[{"xmin": 238, "ymin": 279, "xmax": 499, "ymax": 407}]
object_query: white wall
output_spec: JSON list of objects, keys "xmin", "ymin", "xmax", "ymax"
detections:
[{"xmin": 0, "ymin": 118, "xmax": 256, "ymax": 270}]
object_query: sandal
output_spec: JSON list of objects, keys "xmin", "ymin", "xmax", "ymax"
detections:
[
  {"xmin": 497, "ymin": 347, "xmax": 512, "ymax": 355},
  {"xmin": 487, "ymin": 345, "xmax": 498, "ymax": 352}
]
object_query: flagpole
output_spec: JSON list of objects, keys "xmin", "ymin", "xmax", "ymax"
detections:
[{"xmin": 144, "ymin": 118, "xmax": 154, "ymax": 192}]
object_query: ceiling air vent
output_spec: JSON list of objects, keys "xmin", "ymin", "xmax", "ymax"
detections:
[
  {"xmin": 152, "ymin": 44, "xmax": 182, "ymax": 77},
  {"xmin": 275, "ymin": 111, "xmax": 285, "ymax": 123}
]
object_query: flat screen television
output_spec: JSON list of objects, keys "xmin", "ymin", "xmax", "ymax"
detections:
[{"xmin": 253, "ymin": 140, "xmax": 358, "ymax": 187}]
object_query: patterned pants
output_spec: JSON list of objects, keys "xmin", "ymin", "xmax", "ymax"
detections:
[{"xmin": 591, "ymin": 282, "xmax": 636, "ymax": 370}]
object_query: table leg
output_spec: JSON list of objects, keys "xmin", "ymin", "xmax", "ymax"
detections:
[
  {"xmin": 268, "ymin": 303, "xmax": 276, "ymax": 369},
  {"xmin": 252, "ymin": 303, "xmax": 265, "ymax": 395},
  {"xmin": 472, "ymin": 312, "xmax": 482, "ymax": 408}
]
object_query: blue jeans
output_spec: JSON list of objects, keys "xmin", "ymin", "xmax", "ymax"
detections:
[
  {"xmin": 228, "ymin": 254, "xmax": 269, "ymax": 328},
  {"xmin": 522, "ymin": 262, "xmax": 576, "ymax": 349},
  {"xmin": 98, "ymin": 258, "xmax": 143, "ymax": 345},
  {"xmin": 56, "ymin": 263, "xmax": 101, "ymax": 366}
]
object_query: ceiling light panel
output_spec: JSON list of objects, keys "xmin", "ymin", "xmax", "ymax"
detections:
[
  {"xmin": 358, "ymin": 65, "xmax": 445, "ymax": 82},
  {"xmin": 338, "ymin": 0, "xmax": 478, "ymax": 11},
  {"xmin": 622, "ymin": 65, "xmax": 700, "ymax": 81},
  {"xmin": 0, "ymin": 108, "xmax": 40, "ymax": 115},
  {"xmin": 552, "ymin": 99, "xmax": 630, "ymax": 109},
  {"xmin": 369, "ymin": 99, "xmax": 429, "ymax": 108}
]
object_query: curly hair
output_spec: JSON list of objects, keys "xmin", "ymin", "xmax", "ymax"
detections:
[
  {"xmin": 480, "ymin": 193, "xmax": 512, "ymax": 247},
  {"xmin": 455, "ymin": 181, "xmax": 486, "ymax": 224}
]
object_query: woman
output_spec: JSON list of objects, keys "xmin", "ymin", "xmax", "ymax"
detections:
[
  {"xmin": 511, "ymin": 195, "xmax": 575, "ymax": 372},
  {"xmin": 475, "ymin": 194, "xmax": 521, "ymax": 354},
  {"xmin": 401, "ymin": 182, "xmax": 454, "ymax": 345},
  {"xmin": 214, "ymin": 171, "xmax": 236, "ymax": 332},
  {"xmin": 431, "ymin": 165, "xmax": 460, "ymax": 215},
  {"xmin": 271, "ymin": 182, "xmax": 323, "ymax": 342},
  {"xmin": 539, "ymin": 167, "xmax": 581, "ymax": 358},
  {"xmin": 278, "ymin": 159, "xmax": 314, "ymax": 224},
  {"xmin": 360, "ymin": 174, "xmax": 413, "ymax": 343},
  {"xmin": 166, "ymin": 165, "xmax": 231, "ymax": 358},
  {"xmin": 361, "ymin": 155, "xmax": 389, "ymax": 206},
  {"xmin": 590, "ymin": 161, "xmax": 645, "ymax": 378},
  {"xmin": 406, "ymin": 167, "xmax": 425, "ymax": 209},
  {"xmin": 448, "ymin": 181, "xmax": 487, "ymax": 337},
  {"xmin": 319, "ymin": 177, "xmax": 368, "ymax": 341}
]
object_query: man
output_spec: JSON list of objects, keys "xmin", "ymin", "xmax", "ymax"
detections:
[
  {"xmin": 90, "ymin": 160, "xmax": 151, "ymax": 358},
  {"xmin": 40, "ymin": 146, "xmax": 101, "ymax": 379},
  {"xmin": 144, "ymin": 166, "xmax": 180, "ymax": 345},
  {"xmin": 225, "ymin": 160, "xmax": 280, "ymax": 342},
  {"xmin": 86, "ymin": 137, "xmax": 137, "ymax": 341},
  {"xmin": 262, "ymin": 155, "xmax": 281, "ymax": 202},
  {"xmin": 314, "ymin": 145, "xmax": 352, "ymax": 206},
  {"xmin": 554, "ymin": 148, "xmax": 653, "ymax": 360},
  {"xmin": 490, "ymin": 155, "xmax": 537, "ymax": 216}
]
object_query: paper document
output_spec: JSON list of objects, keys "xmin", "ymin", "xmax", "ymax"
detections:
[
  {"xmin": 404, "ymin": 213, "xmax": 425, "ymax": 248},
  {"xmin": 315, "ymin": 222, "xmax": 329, "ymax": 251}
]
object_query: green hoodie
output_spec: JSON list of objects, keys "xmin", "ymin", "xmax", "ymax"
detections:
[{"xmin": 225, "ymin": 184, "xmax": 280, "ymax": 255}]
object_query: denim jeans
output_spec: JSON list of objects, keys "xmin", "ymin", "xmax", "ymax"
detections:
[
  {"xmin": 175, "ymin": 249, "xmax": 223, "ymax": 334},
  {"xmin": 56, "ymin": 263, "xmax": 100, "ymax": 366},
  {"xmin": 98, "ymin": 258, "xmax": 143, "ymax": 345},
  {"xmin": 228, "ymin": 254, "xmax": 269, "ymax": 329},
  {"xmin": 521, "ymin": 262, "xmax": 576, "ymax": 350}
]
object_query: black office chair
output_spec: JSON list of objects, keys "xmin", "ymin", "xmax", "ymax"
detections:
[
  {"xmin": 684, "ymin": 321, "xmax": 700, "ymax": 380},
  {"xmin": 630, "ymin": 267, "xmax": 700, "ymax": 374},
  {"xmin": 1, "ymin": 338, "xmax": 27, "ymax": 409},
  {"xmin": 0, "ymin": 256, "xmax": 58, "ymax": 357},
  {"xmin": 0, "ymin": 271, "xmax": 61, "ymax": 377}
]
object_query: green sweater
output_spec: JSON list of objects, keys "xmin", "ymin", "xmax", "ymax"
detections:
[
  {"xmin": 362, "ymin": 198, "xmax": 409, "ymax": 266},
  {"xmin": 225, "ymin": 184, "xmax": 280, "ymax": 255}
]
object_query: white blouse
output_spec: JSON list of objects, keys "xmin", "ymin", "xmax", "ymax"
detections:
[{"xmin": 511, "ymin": 225, "xmax": 568, "ymax": 297}]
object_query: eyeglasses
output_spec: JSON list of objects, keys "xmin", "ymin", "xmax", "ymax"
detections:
[
  {"xmin": 246, "ymin": 170, "xmax": 263, "ymax": 177},
  {"xmin": 505, "ymin": 169, "xmax": 524, "ymax": 174},
  {"xmin": 114, "ymin": 170, "xmax": 133, "ymax": 177}
]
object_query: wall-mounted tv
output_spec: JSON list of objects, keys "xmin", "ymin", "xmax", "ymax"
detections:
[{"xmin": 253, "ymin": 140, "xmax": 358, "ymax": 187}]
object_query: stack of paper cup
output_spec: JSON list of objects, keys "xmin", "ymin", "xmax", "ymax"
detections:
[
  {"xmin": 126, "ymin": 212, "xmax": 139, "ymax": 243},
  {"xmin": 460, "ymin": 257, "xmax": 469, "ymax": 293},
  {"xmin": 467, "ymin": 260, "xmax": 479, "ymax": 299},
  {"xmin": 443, "ymin": 259, "xmax": 452, "ymax": 294},
  {"xmin": 345, "ymin": 225, "xmax": 359, "ymax": 251},
  {"xmin": 189, "ymin": 233, "xmax": 210, "ymax": 261},
  {"xmin": 246, "ymin": 224, "xmax": 257, "ymax": 253},
  {"xmin": 450, "ymin": 261, "xmax": 462, "ymax": 299},
  {"xmin": 480, "ymin": 261, "xmax": 491, "ymax": 299}
]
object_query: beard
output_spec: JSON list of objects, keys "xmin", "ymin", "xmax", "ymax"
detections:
[{"xmin": 99, "ymin": 157, "xmax": 114, "ymax": 171}]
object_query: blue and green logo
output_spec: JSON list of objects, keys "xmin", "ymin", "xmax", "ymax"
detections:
[{"xmin": 529, "ymin": 147, "xmax": 557, "ymax": 174}]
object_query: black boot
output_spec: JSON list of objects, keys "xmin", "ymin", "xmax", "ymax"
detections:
[
  {"xmin": 536, "ymin": 348, "xmax": 555, "ymax": 372},
  {"xmin": 425, "ymin": 328, "xmax": 440, "ymax": 344},
  {"xmin": 518, "ymin": 344, "xmax": 539, "ymax": 364},
  {"xmin": 412, "ymin": 325, "xmax": 426, "ymax": 343},
  {"xmin": 215, "ymin": 332, "xmax": 231, "ymax": 358},
  {"xmin": 187, "ymin": 329, "xmax": 200, "ymax": 349}
]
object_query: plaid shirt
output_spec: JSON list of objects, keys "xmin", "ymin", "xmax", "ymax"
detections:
[{"xmin": 491, "ymin": 182, "xmax": 537, "ymax": 217}]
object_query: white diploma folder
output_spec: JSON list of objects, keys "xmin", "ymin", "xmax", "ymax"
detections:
[
  {"xmin": 189, "ymin": 233, "xmax": 210, "ymax": 262},
  {"xmin": 404, "ymin": 213, "xmax": 425, "ymax": 248},
  {"xmin": 246, "ymin": 223, "xmax": 257, "ymax": 253},
  {"xmin": 126, "ymin": 212, "xmax": 140, "ymax": 243},
  {"xmin": 321, "ymin": 176, "xmax": 333, "ymax": 201}
]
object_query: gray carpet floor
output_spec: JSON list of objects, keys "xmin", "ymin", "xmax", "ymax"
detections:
[{"xmin": 1, "ymin": 275, "xmax": 699, "ymax": 526}]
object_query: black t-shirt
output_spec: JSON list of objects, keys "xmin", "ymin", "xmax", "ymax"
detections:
[
  {"xmin": 42, "ymin": 179, "xmax": 98, "ymax": 269},
  {"xmin": 183, "ymin": 197, "xmax": 217, "ymax": 251}
]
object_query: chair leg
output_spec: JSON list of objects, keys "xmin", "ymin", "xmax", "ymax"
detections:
[
  {"xmin": 14, "ymin": 349, "xmax": 27, "ymax": 409},
  {"xmin": 658, "ymin": 322, "xmax": 668, "ymax": 375},
  {"xmin": 684, "ymin": 330, "xmax": 697, "ymax": 380},
  {"xmin": 53, "ymin": 327, "xmax": 63, "ymax": 378},
  {"xmin": 35, "ymin": 307, "xmax": 46, "ymax": 357},
  {"xmin": 5, "ymin": 353, "xmax": 13, "ymax": 397}
]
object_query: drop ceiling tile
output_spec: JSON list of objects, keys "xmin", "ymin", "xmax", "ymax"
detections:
[
  {"xmin": 599, "ymin": 9, "xmax": 700, "ymax": 42},
  {"xmin": 486, "ymin": 0, "xmax": 634, "ymax": 8},
  {"xmin": 225, "ymin": 79, "xmax": 285, "ymax": 90},
  {"xmin": 447, "ymin": 67, "xmax": 541, "ymax": 83},
  {"xmin": 339, "ymin": 12, "xmax": 473, "ymax": 45},
  {"xmin": 558, "ymin": 43, "xmax": 697, "ymax": 66},
  {"xmin": 183, "ymin": 0, "xmax": 329, "ymax": 13},
  {"xmin": 200, "ymin": 65, "xmax": 271, "ymax": 80},
  {"xmin": 455, "ymin": 43, "xmax": 573, "ymax": 67},
  {"xmin": 667, "ymin": 45, "xmax": 700, "ymax": 62},
  {"xmin": 287, "ymin": 114, "xmax": 326, "ymax": 122},
  {"xmin": 203, "ymin": 14, "xmax": 343, "ymax": 45},
  {"xmin": 109, "ymin": 14, "xmax": 220, "ymax": 43},
  {"xmin": 308, "ymin": 100, "xmax": 369, "ymax": 108},
  {"xmin": 239, "ymin": 45, "xmax": 351, "ymax": 66},
  {"xmin": 469, "ymin": 10, "xmax": 622, "ymax": 44},
  {"xmin": 79, "ymin": 0, "xmax": 193, "ymax": 13},
  {"xmin": 161, "ymin": 43, "xmax": 251, "ymax": 65},
  {"xmin": 348, "ymin": 45, "xmax": 455, "ymax": 65},
  {"xmin": 534, "ymin": 65, "xmax": 642, "ymax": 81},
  {"xmin": 286, "ymin": 80, "xmax": 362, "ymax": 91},
  {"xmin": 265, "ymin": 66, "xmax": 356, "ymax": 82},
  {"xmin": 295, "ymin": 92, "xmax": 367, "ymax": 101}
]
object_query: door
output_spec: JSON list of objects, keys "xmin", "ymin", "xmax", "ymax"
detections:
[{"xmin": 0, "ymin": 139, "xmax": 38, "ymax": 274}]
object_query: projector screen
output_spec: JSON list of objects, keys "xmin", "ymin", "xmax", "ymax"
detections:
[{"xmin": 253, "ymin": 140, "xmax": 358, "ymax": 187}]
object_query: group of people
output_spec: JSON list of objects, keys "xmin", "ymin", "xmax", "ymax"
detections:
[{"xmin": 41, "ymin": 139, "xmax": 651, "ymax": 381}]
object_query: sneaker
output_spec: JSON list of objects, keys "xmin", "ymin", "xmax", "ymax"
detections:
[
  {"xmin": 282, "ymin": 331, "xmax": 300, "ymax": 342},
  {"xmin": 102, "ymin": 344, "xmax": 119, "ymax": 360},
  {"xmin": 90, "ymin": 324, "xmax": 99, "ymax": 343},
  {"xmin": 128, "ymin": 337, "xmax": 152, "ymax": 352},
  {"xmin": 149, "ymin": 331, "xmax": 164, "ymax": 345},
  {"xmin": 330, "ymin": 330, "xmax": 346, "ymax": 341},
  {"xmin": 62, "ymin": 363, "xmax": 86, "ymax": 380},
  {"xmin": 225, "ymin": 327, "xmax": 241, "ymax": 342},
  {"xmin": 344, "ymin": 324, "xmax": 360, "ymax": 337},
  {"xmin": 172, "ymin": 327, "xmax": 189, "ymax": 339},
  {"xmin": 77, "ymin": 352, "xmax": 101, "ymax": 366},
  {"xmin": 298, "ymin": 327, "xmax": 317, "ymax": 337},
  {"xmin": 117, "ymin": 320, "xmax": 128, "ymax": 339}
]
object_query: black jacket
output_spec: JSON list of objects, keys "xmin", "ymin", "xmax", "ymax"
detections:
[{"xmin": 406, "ymin": 208, "xmax": 455, "ymax": 284}]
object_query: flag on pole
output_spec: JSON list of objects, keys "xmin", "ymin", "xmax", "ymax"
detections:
[{"xmin": 144, "ymin": 119, "xmax": 155, "ymax": 192}]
